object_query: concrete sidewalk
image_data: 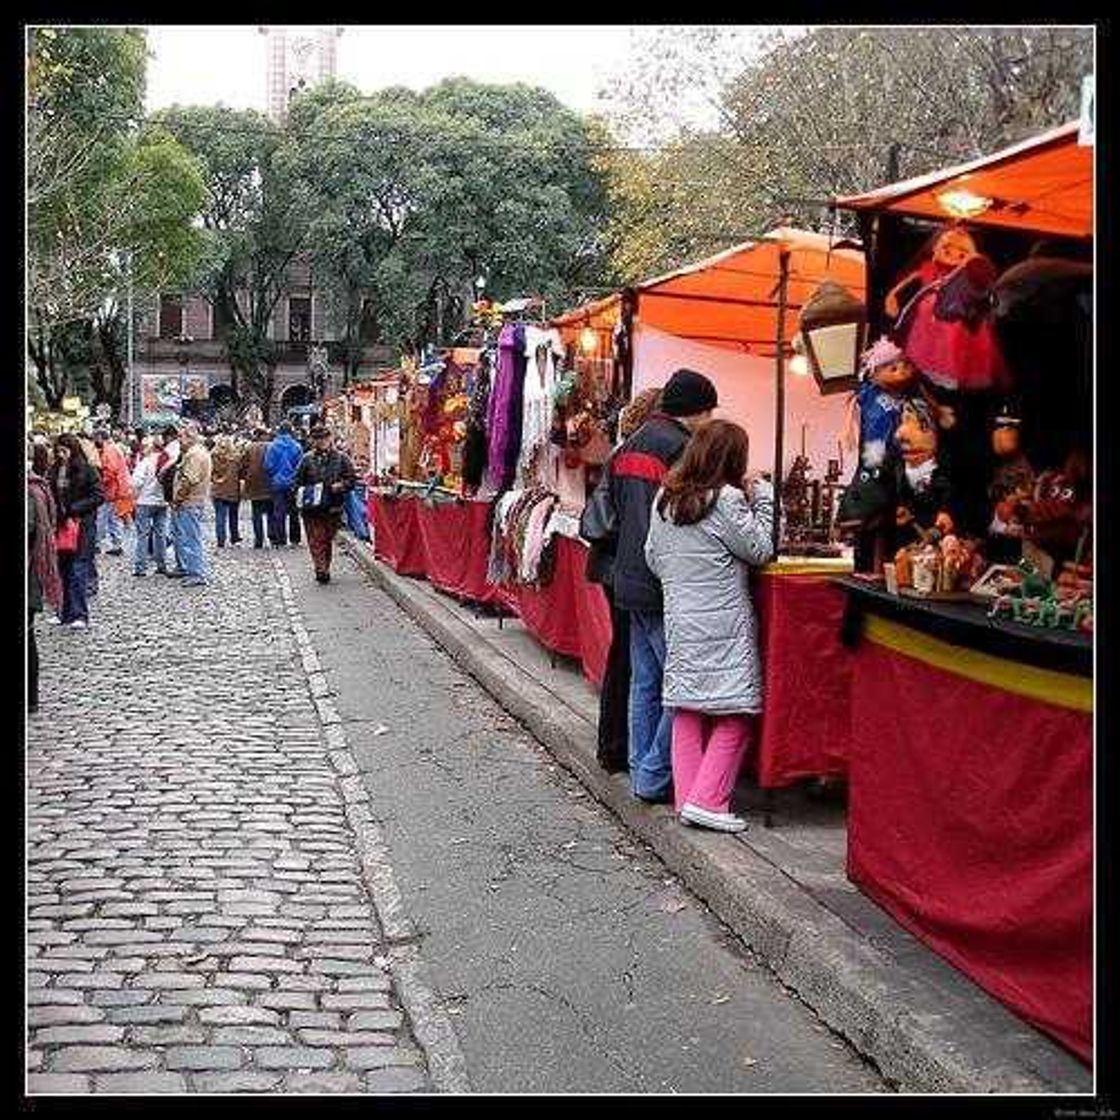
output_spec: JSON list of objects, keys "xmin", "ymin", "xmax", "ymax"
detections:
[{"xmin": 339, "ymin": 534, "xmax": 1092, "ymax": 1095}]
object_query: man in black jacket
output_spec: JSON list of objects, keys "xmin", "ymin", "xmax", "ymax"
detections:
[
  {"xmin": 607, "ymin": 368, "xmax": 718, "ymax": 803},
  {"xmin": 293, "ymin": 424, "xmax": 357, "ymax": 584}
]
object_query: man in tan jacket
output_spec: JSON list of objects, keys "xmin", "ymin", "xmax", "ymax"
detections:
[{"xmin": 170, "ymin": 420, "xmax": 212, "ymax": 586}]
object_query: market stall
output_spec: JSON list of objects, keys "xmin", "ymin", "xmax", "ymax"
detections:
[{"xmin": 832, "ymin": 120, "xmax": 1094, "ymax": 1063}]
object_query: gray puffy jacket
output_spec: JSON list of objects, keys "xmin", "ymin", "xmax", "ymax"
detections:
[{"xmin": 644, "ymin": 481, "xmax": 774, "ymax": 714}]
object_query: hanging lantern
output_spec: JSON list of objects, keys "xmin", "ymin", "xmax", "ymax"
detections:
[
  {"xmin": 579, "ymin": 326, "xmax": 598, "ymax": 355},
  {"xmin": 796, "ymin": 281, "xmax": 867, "ymax": 395}
]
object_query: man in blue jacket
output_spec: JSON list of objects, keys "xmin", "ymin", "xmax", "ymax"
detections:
[
  {"xmin": 607, "ymin": 368, "xmax": 718, "ymax": 804},
  {"xmin": 263, "ymin": 422, "xmax": 304, "ymax": 547}
]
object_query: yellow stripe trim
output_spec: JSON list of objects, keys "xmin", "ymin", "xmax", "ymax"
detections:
[
  {"xmin": 761, "ymin": 559, "xmax": 854, "ymax": 575},
  {"xmin": 863, "ymin": 615, "xmax": 1092, "ymax": 713}
]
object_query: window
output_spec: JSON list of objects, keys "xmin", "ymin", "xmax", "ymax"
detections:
[
  {"xmin": 159, "ymin": 295, "xmax": 184, "ymax": 340},
  {"xmin": 289, "ymin": 296, "xmax": 312, "ymax": 342}
]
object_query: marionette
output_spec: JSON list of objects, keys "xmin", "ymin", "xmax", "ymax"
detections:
[
  {"xmin": 884, "ymin": 225, "xmax": 978, "ymax": 320},
  {"xmin": 892, "ymin": 397, "xmax": 956, "ymax": 548},
  {"xmin": 842, "ymin": 337, "xmax": 954, "ymax": 471},
  {"xmin": 987, "ymin": 403, "xmax": 1035, "ymax": 540},
  {"xmin": 1015, "ymin": 449, "xmax": 1092, "ymax": 562},
  {"xmin": 895, "ymin": 251, "xmax": 1012, "ymax": 395}
]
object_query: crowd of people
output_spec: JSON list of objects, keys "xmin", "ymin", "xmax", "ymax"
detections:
[
  {"xmin": 26, "ymin": 416, "xmax": 365, "ymax": 713},
  {"xmin": 583, "ymin": 368, "xmax": 775, "ymax": 834}
]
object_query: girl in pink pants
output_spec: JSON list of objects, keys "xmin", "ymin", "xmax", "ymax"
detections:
[
  {"xmin": 671, "ymin": 711, "xmax": 752, "ymax": 817},
  {"xmin": 643, "ymin": 419, "xmax": 774, "ymax": 833}
]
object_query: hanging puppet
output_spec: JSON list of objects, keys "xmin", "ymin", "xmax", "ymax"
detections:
[
  {"xmin": 842, "ymin": 336, "xmax": 954, "ymax": 471},
  {"xmin": 884, "ymin": 225, "xmax": 979, "ymax": 321},
  {"xmin": 893, "ymin": 238, "xmax": 1012, "ymax": 395},
  {"xmin": 892, "ymin": 397, "xmax": 957, "ymax": 548}
]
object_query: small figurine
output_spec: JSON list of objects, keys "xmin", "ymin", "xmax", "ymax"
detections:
[
  {"xmin": 1017, "ymin": 451, "xmax": 1092, "ymax": 561},
  {"xmin": 988, "ymin": 403, "xmax": 1036, "ymax": 539},
  {"xmin": 892, "ymin": 397, "xmax": 956, "ymax": 548},
  {"xmin": 885, "ymin": 225, "xmax": 978, "ymax": 320}
]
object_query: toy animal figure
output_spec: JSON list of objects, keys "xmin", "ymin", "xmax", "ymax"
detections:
[
  {"xmin": 1016, "ymin": 454, "xmax": 1092, "ymax": 560},
  {"xmin": 892, "ymin": 397, "xmax": 955, "ymax": 548},
  {"xmin": 884, "ymin": 226, "xmax": 978, "ymax": 320}
]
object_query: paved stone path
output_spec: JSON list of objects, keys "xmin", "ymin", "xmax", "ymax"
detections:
[{"xmin": 26, "ymin": 542, "xmax": 441, "ymax": 1094}]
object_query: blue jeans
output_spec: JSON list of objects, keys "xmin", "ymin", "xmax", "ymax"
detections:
[
  {"xmin": 250, "ymin": 499, "xmax": 273, "ymax": 547},
  {"xmin": 61, "ymin": 515, "xmax": 96, "ymax": 623},
  {"xmin": 269, "ymin": 487, "xmax": 301, "ymax": 546},
  {"xmin": 97, "ymin": 502, "xmax": 124, "ymax": 550},
  {"xmin": 344, "ymin": 485, "xmax": 370, "ymax": 541},
  {"xmin": 628, "ymin": 609, "xmax": 673, "ymax": 800},
  {"xmin": 173, "ymin": 506, "xmax": 206, "ymax": 581},
  {"xmin": 134, "ymin": 505, "xmax": 168, "ymax": 573},
  {"xmin": 213, "ymin": 499, "xmax": 242, "ymax": 546}
]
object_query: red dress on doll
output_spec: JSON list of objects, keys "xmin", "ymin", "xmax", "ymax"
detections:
[{"xmin": 896, "ymin": 255, "xmax": 1012, "ymax": 393}]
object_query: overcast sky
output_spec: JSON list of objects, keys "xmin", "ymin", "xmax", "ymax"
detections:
[{"xmin": 145, "ymin": 25, "xmax": 652, "ymax": 117}]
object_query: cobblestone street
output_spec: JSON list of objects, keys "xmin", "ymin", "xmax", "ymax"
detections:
[{"xmin": 26, "ymin": 542, "xmax": 439, "ymax": 1094}]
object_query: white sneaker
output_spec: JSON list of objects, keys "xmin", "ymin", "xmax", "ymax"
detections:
[
  {"xmin": 65, "ymin": 619, "xmax": 88, "ymax": 630},
  {"xmin": 679, "ymin": 803, "xmax": 747, "ymax": 832},
  {"xmin": 45, "ymin": 615, "xmax": 63, "ymax": 626}
]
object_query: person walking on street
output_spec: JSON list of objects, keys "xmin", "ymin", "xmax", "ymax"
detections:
[
  {"xmin": 210, "ymin": 433, "xmax": 244, "ymax": 548},
  {"xmin": 607, "ymin": 368, "xmax": 719, "ymax": 804},
  {"xmin": 130, "ymin": 435, "xmax": 170, "ymax": 577},
  {"xmin": 170, "ymin": 421, "xmax": 212, "ymax": 587},
  {"xmin": 644, "ymin": 419, "xmax": 774, "ymax": 832},
  {"xmin": 50, "ymin": 433, "xmax": 104, "ymax": 629},
  {"xmin": 28, "ymin": 453, "xmax": 64, "ymax": 711},
  {"xmin": 240, "ymin": 428, "xmax": 274, "ymax": 549},
  {"xmin": 264, "ymin": 423, "xmax": 304, "ymax": 547},
  {"xmin": 293, "ymin": 424, "xmax": 357, "ymax": 584}
]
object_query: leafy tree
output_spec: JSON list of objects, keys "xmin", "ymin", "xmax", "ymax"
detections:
[
  {"xmin": 598, "ymin": 26, "xmax": 1094, "ymax": 280},
  {"xmin": 153, "ymin": 104, "xmax": 306, "ymax": 415},
  {"xmin": 27, "ymin": 27, "xmax": 207, "ymax": 410}
]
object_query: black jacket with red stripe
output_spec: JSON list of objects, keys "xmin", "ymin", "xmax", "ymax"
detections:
[{"xmin": 607, "ymin": 413, "xmax": 691, "ymax": 613}]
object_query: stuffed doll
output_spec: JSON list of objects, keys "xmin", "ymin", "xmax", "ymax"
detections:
[
  {"xmin": 895, "ymin": 253, "xmax": 1012, "ymax": 394},
  {"xmin": 892, "ymin": 397, "xmax": 956, "ymax": 548},
  {"xmin": 884, "ymin": 226, "xmax": 978, "ymax": 320},
  {"xmin": 1016, "ymin": 450, "xmax": 1092, "ymax": 562},
  {"xmin": 842, "ymin": 337, "xmax": 954, "ymax": 471},
  {"xmin": 988, "ymin": 403, "xmax": 1035, "ymax": 539}
]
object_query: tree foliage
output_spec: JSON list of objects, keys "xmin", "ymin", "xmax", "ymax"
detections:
[
  {"xmin": 27, "ymin": 27, "xmax": 207, "ymax": 411},
  {"xmin": 597, "ymin": 26, "xmax": 1094, "ymax": 281}
]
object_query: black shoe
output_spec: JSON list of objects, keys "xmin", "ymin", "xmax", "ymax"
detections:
[
  {"xmin": 634, "ymin": 790, "xmax": 673, "ymax": 805},
  {"xmin": 166, "ymin": 570, "xmax": 186, "ymax": 579},
  {"xmin": 315, "ymin": 571, "xmax": 330, "ymax": 584},
  {"xmin": 106, "ymin": 548, "xmax": 124, "ymax": 556},
  {"xmin": 597, "ymin": 754, "xmax": 629, "ymax": 774}
]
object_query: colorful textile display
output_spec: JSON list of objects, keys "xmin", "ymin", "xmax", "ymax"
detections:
[
  {"xmin": 487, "ymin": 486, "xmax": 560, "ymax": 587},
  {"xmin": 485, "ymin": 323, "xmax": 528, "ymax": 491}
]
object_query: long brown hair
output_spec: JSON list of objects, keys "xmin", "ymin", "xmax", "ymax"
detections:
[{"xmin": 657, "ymin": 419, "xmax": 749, "ymax": 526}]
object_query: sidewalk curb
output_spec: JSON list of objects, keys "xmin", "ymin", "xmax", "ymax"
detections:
[{"xmin": 340, "ymin": 538, "xmax": 1091, "ymax": 1095}]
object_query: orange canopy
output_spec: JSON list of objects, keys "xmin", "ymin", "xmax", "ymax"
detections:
[
  {"xmin": 836, "ymin": 121, "xmax": 1093, "ymax": 239},
  {"xmin": 551, "ymin": 292, "xmax": 621, "ymax": 353},
  {"xmin": 633, "ymin": 228, "xmax": 865, "ymax": 355},
  {"xmin": 550, "ymin": 229, "xmax": 865, "ymax": 357}
]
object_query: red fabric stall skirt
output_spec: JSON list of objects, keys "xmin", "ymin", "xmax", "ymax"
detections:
[{"xmin": 847, "ymin": 616, "xmax": 1092, "ymax": 1063}]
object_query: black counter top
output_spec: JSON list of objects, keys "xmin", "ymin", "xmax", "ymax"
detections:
[{"xmin": 835, "ymin": 576, "xmax": 1092, "ymax": 678}]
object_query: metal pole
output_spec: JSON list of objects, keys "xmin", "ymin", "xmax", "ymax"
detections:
[
  {"xmin": 126, "ymin": 251, "xmax": 134, "ymax": 426},
  {"xmin": 772, "ymin": 248, "xmax": 791, "ymax": 558}
]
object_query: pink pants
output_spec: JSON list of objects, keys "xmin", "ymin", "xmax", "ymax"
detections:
[{"xmin": 671, "ymin": 710, "xmax": 752, "ymax": 815}]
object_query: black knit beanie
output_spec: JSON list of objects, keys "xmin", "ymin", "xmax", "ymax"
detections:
[{"xmin": 660, "ymin": 368, "xmax": 719, "ymax": 417}]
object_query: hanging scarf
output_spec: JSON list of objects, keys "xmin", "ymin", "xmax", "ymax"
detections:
[
  {"xmin": 28, "ymin": 474, "xmax": 63, "ymax": 612},
  {"xmin": 486, "ymin": 323, "xmax": 528, "ymax": 491}
]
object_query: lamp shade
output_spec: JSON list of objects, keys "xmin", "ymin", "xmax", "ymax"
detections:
[{"xmin": 797, "ymin": 281, "xmax": 867, "ymax": 395}]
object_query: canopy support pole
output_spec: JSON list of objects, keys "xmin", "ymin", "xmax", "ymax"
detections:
[{"xmin": 772, "ymin": 248, "xmax": 791, "ymax": 559}]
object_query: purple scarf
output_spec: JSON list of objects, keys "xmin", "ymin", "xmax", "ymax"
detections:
[{"xmin": 486, "ymin": 323, "xmax": 528, "ymax": 489}]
